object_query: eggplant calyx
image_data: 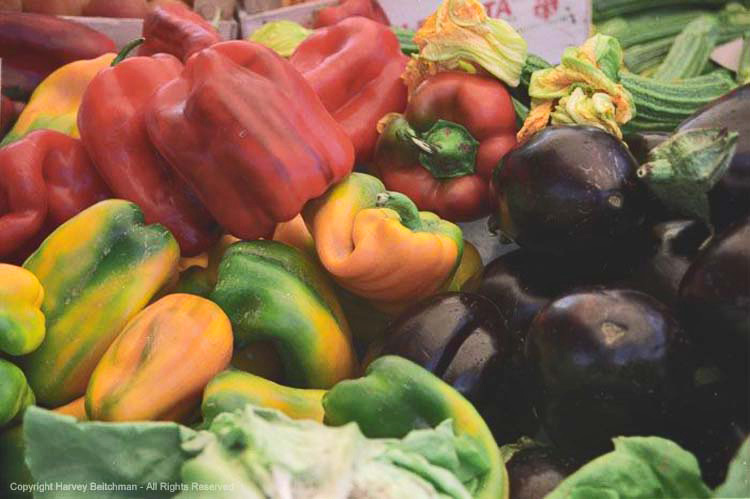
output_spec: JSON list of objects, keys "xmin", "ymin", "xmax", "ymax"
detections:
[{"xmin": 637, "ymin": 127, "xmax": 738, "ymax": 227}]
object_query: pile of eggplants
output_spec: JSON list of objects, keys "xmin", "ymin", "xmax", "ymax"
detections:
[{"xmin": 369, "ymin": 84, "xmax": 749, "ymax": 493}]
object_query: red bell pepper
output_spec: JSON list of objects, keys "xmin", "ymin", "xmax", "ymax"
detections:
[
  {"xmin": 290, "ymin": 17, "xmax": 408, "ymax": 163},
  {"xmin": 145, "ymin": 41, "xmax": 355, "ymax": 240},
  {"xmin": 138, "ymin": 1, "xmax": 222, "ymax": 61},
  {"xmin": 0, "ymin": 12, "xmax": 116, "ymax": 100},
  {"xmin": 0, "ymin": 129, "xmax": 111, "ymax": 262},
  {"xmin": 77, "ymin": 53, "xmax": 220, "ymax": 256},
  {"xmin": 314, "ymin": 0, "xmax": 390, "ymax": 28},
  {"xmin": 372, "ymin": 71, "xmax": 517, "ymax": 222}
]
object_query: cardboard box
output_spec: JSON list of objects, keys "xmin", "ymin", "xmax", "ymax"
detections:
[
  {"xmin": 242, "ymin": 0, "xmax": 309, "ymax": 15},
  {"xmin": 240, "ymin": 0, "xmax": 592, "ymax": 63},
  {"xmin": 60, "ymin": 16, "xmax": 238, "ymax": 50},
  {"xmin": 239, "ymin": 0, "xmax": 333, "ymax": 36},
  {"xmin": 56, "ymin": 0, "xmax": 238, "ymax": 50},
  {"xmin": 194, "ymin": 0, "xmax": 237, "ymax": 19}
]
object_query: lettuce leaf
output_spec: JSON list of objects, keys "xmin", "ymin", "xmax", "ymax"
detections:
[
  {"xmin": 248, "ymin": 21, "xmax": 312, "ymax": 58},
  {"xmin": 547, "ymin": 436, "xmax": 711, "ymax": 499},
  {"xmin": 23, "ymin": 404, "xmax": 481, "ymax": 499},
  {"xmin": 713, "ymin": 436, "xmax": 750, "ymax": 498},
  {"xmin": 178, "ymin": 406, "xmax": 480, "ymax": 499},
  {"xmin": 24, "ymin": 407, "xmax": 191, "ymax": 498}
]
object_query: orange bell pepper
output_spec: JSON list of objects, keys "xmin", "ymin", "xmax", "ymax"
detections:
[{"xmin": 303, "ymin": 173, "xmax": 464, "ymax": 312}]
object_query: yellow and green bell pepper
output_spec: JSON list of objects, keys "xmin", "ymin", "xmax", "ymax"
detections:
[
  {"xmin": 0, "ymin": 264, "xmax": 44, "ymax": 427},
  {"xmin": 210, "ymin": 240, "xmax": 358, "ymax": 389},
  {"xmin": 1, "ymin": 52, "xmax": 115, "ymax": 146},
  {"xmin": 202, "ymin": 370, "xmax": 325, "ymax": 423},
  {"xmin": 21, "ymin": 199, "xmax": 179, "ymax": 408}
]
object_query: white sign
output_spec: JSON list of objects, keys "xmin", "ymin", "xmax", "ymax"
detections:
[
  {"xmin": 381, "ymin": 0, "xmax": 591, "ymax": 63},
  {"xmin": 241, "ymin": 0, "xmax": 592, "ymax": 64}
]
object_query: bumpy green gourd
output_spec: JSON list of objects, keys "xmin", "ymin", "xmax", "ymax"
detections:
[
  {"xmin": 22, "ymin": 200, "xmax": 179, "ymax": 407},
  {"xmin": 323, "ymin": 355, "xmax": 508, "ymax": 499},
  {"xmin": 597, "ymin": 9, "xmax": 711, "ymax": 48},
  {"xmin": 652, "ymin": 16, "xmax": 720, "ymax": 82},
  {"xmin": 593, "ymin": 0, "xmax": 729, "ymax": 22},
  {"xmin": 210, "ymin": 241, "xmax": 357, "ymax": 389},
  {"xmin": 739, "ymin": 33, "xmax": 750, "ymax": 84},
  {"xmin": 621, "ymin": 70, "xmax": 738, "ymax": 132}
]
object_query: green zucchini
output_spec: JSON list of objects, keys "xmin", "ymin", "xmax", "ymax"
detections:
[
  {"xmin": 511, "ymin": 54, "xmax": 553, "ymax": 106},
  {"xmin": 717, "ymin": 3, "xmax": 750, "ymax": 42},
  {"xmin": 511, "ymin": 97, "xmax": 529, "ymax": 129},
  {"xmin": 593, "ymin": 0, "xmax": 731, "ymax": 22},
  {"xmin": 653, "ymin": 15, "xmax": 720, "ymax": 81},
  {"xmin": 625, "ymin": 37, "xmax": 676, "ymax": 73},
  {"xmin": 621, "ymin": 70, "xmax": 738, "ymax": 132},
  {"xmin": 391, "ymin": 27, "xmax": 418, "ymax": 55},
  {"xmin": 624, "ymin": 3, "xmax": 750, "ymax": 73},
  {"xmin": 596, "ymin": 9, "xmax": 710, "ymax": 48},
  {"xmin": 739, "ymin": 33, "xmax": 750, "ymax": 84}
]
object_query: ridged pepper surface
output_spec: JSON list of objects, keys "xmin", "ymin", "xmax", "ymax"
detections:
[
  {"xmin": 210, "ymin": 241, "xmax": 357, "ymax": 389},
  {"xmin": 21, "ymin": 200, "xmax": 179, "ymax": 407},
  {"xmin": 290, "ymin": 17, "xmax": 408, "ymax": 163},
  {"xmin": 138, "ymin": 1, "xmax": 222, "ymax": 61},
  {"xmin": 303, "ymin": 173, "xmax": 463, "ymax": 311},
  {"xmin": 78, "ymin": 53, "xmax": 220, "ymax": 256},
  {"xmin": 202, "ymin": 370, "xmax": 325, "ymax": 423},
  {"xmin": 323, "ymin": 355, "xmax": 508, "ymax": 499},
  {"xmin": 86, "ymin": 294, "xmax": 233, "ymax": 422},
  {"xmin": 373, "ymin": 71, "xmax": 517, "ymax": 221},
  {"xmin": 146, "ymin": 41, "xmax": 355, "ymax": 240},
  {"xmin": 1, "ymin": 53, "xmax": 115, "ymax": 146},
  {"xmin": 0, "ymin": 130, "xmax": 112, "ymax": 262},
  {"xmin": 0, "ymin": 12, "xmax": 115, "ymax": 99}
]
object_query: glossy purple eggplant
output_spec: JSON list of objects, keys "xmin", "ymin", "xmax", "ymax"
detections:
[
  {"xmin": 476, "ymin": 251, "xmax": 567, "ymax": 349},
  {"xmin": 624, "ymin": 131, "xmax": 669, "ymax": 164},
  {"xmin": 669, "ymin": 368, "xmax": 749, "ymax": 487},
  {"xmin": 619, "ymin": 220, "xmax": 711, "ymax": 307},
  {"xmin": 526, "ymin": 288, "xmax": 695, "ymax": 459},
  {"xmin": 678, "ymin": 84, "xmax": 750, "ymax": 230},
  {"xmin": 491, "ymin": 126, "xmax": 647, "ymax": 254},
  {"xmin": 368, "ymin": 292, "xmax": 536, "ymax": 442},
  {"xmin": 679, "ymin": 218, "xmax": 750, "ymax": 373}
]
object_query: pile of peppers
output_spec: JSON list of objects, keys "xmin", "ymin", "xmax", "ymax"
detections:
[{"xmin": 2, "ymin": 0, "xmax": 748, "ymax": 498}]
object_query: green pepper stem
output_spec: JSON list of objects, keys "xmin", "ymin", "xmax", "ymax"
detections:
[
  {"xmin": 412, "ymin": 120, "xmax": 479, "ymax": 180},
  {"xmin": 375, "ymin": 191, "xmax": 423, "ymax": 231},
  {"xmin": 111, "ymin": 38, "xmax": 145, "ymax": 66}
]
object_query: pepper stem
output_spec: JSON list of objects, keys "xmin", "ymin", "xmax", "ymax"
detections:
[
  {"xmin": 375, "ymin": 191, "xmax": 423, "ymax": 231},
  {"xmin": 111, "ymin": 38, "xmax": 145, "ymax": 66},
  {"xmin": 406, "ymin": 120, "xmax": 479, "ymax": 180}
]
